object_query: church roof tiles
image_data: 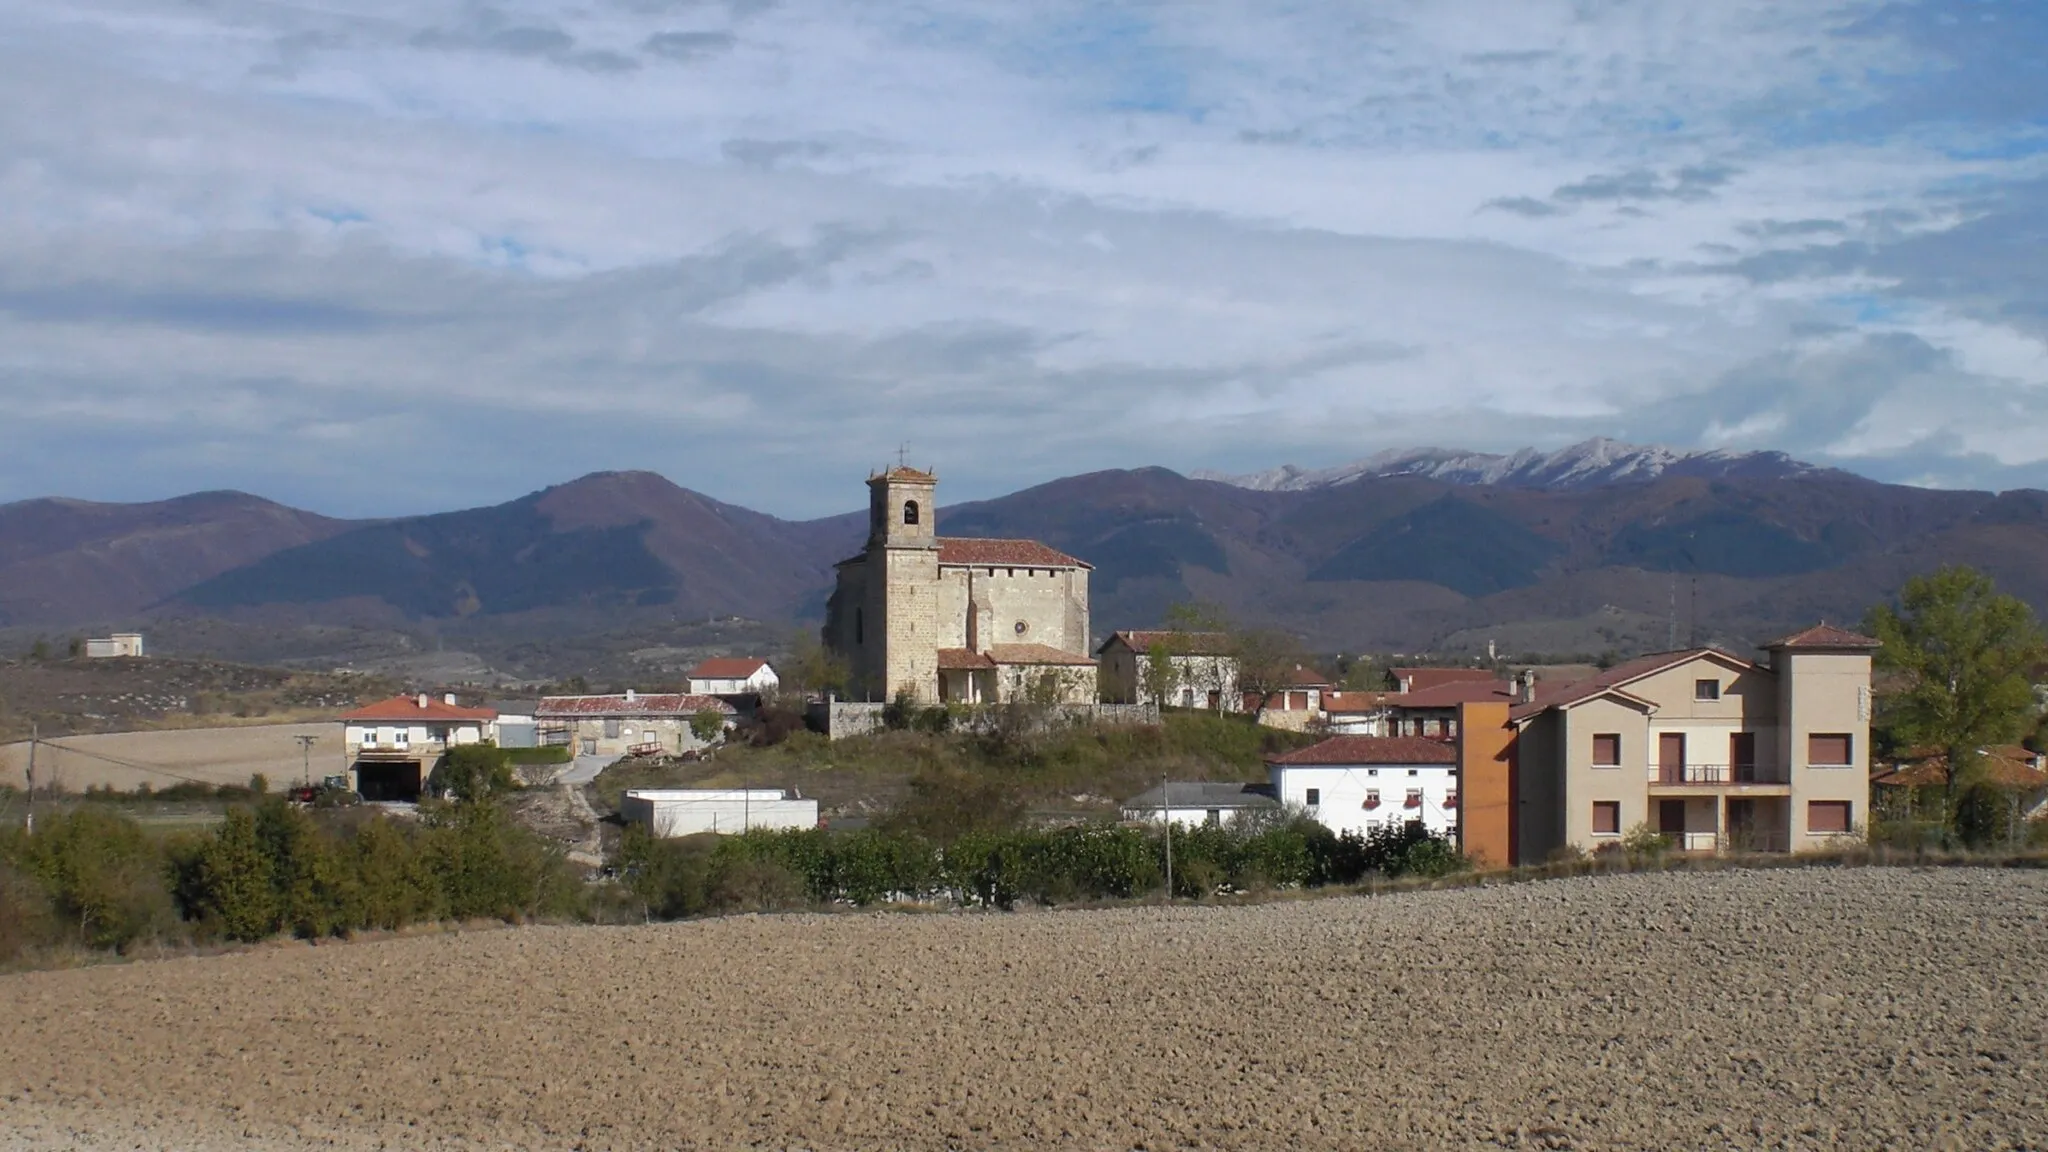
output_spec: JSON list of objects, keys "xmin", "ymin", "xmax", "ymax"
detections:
[{"xmin": 937, "ymin": 538, "xmax": 1091, "ymax": 569}]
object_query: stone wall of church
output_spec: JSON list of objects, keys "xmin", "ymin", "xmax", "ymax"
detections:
[
  {"xmin": 938, "ymin": 565, "xmax": 1091, "ymax": 656},
  {"xmin": 882, "ymin": 548, "xmax": 941, "ymax": 703}
]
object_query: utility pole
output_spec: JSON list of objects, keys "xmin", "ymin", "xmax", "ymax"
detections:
[
  {"xmin": 1162, "ymin": 774, "xmax": 1173, "ymax": 902},
  {"xmin": 24, "ymin": 722, "xmax": 36, "ymax": 835},
  {"xmin": 296, "ymin": 734, "xmax": 317, "ymax": 787}
]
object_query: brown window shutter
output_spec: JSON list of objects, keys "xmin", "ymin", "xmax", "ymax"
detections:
[
  {"xmin": 1592, "ymin": 734, "xmax": 1620, "ymax": 766},
  {"xmin": 1808, "ymin": 733, "xmax": 1852, "ymax": 766},
  {"xmin": 1593, "ymin": 801, "xmax": 1620, "ymax": 835},
  {"xmin": 1808, "ymin": 800, "xmax": 1850, "ymax": 833}
]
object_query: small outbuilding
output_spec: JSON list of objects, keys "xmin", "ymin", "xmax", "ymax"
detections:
[
  {"xmin": 1119, "ymin": 781, "xmax": 1279, "ymax": 828},
  {"xmin": 620, "ymin": 789, "xmax": 820, "ymax": 837}
]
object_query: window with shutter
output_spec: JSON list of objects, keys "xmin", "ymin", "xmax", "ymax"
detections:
[
  {"xmin": 1808, "ymin": 800, "xmax": 1851, "ymax": 834},
  {"xmin": 1592, "ymin": 734, "xmax": 1621, "ymax": 767},
  {"xmin": 1808, "ymin": 733, "xmax": 1852, "ymax": 766},
  {"xmin": 1592, "ymin": 801, "xmax": 1621, "ymax": 835}
]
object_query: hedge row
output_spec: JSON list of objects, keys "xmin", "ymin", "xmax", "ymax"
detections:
[
  {"xmin": 614, "ymin": 818, "xmax": 1466, "ymax": 917},
  {"xmin": 0, "ymin": 799, "xmax": 584, "ymax": 961}
]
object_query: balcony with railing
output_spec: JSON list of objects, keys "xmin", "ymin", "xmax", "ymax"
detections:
[{"xmin": 1646, "ymin": 762, "xmax": 1789, "ymax": 787}]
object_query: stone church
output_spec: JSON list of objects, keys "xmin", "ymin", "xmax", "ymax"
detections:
[{"xmin": 823, "ymin": 466, "xmax": 1096, "ymax": 705}]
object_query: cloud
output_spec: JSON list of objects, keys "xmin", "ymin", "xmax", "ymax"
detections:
[
  {"xmin": 643, "ymin": 30, "xmax": 737, "ymax": 61},
  {"xmin": 0, "ymin": 0, "xmax": 2045, "ymax": 517}
]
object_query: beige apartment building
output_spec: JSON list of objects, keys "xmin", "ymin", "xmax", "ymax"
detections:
[{"xmin": 1506, "ymin": 624, "xmax": 1876, "ymax": 858}]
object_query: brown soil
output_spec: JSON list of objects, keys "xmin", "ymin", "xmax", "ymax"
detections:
[
  {"xmin": 0, "ymin": 723, "xmax": 341, "ymax": 792},
  {"xmin": 3, "ymin": 869, "xmax": 2045, "ymax": 1151}
]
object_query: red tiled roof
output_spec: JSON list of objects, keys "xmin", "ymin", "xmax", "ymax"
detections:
[
  {"xmin": 536, "ymin": 693, "xmax": 736, "ymax": 717},
  {"xmin": 1391, "ymin": 667, "xmax": 1498, "ymax": 693},
  {"xmin": 1100, "ymin": 630, "xmax": 1236, "ymax": 657},
  {"xmin": 871, "ymin": 466, "xmax": 936, "ymax": 483},
  {"xmin": 1390, "ymin": 679, "xmax": 1515, "ymax": 709},
  {"xmin": 937, "ymin": 648, "xmax": 996, "ymax": 670},
  {"xmin": 342, "ymin": 695, "xmax": 498, "ymax": 723},
  {"xmin": 1509, "ymin": 648, "xmax": 1755, "ymax": 722},
  {"xmin": 687, "ymin": 657, "xmax": 769, "ymax": 680},
  {"xmin": 1268, "ymin": 735, "xmax": 1459, "ymax": 766},
  {"xmin": 1770, "ymin": 623, "xmax": 1881, "ymax": 650},
  {"xmin": 937, "ymin": 537, "xmax": 1091, "ymax": 569},
  {"xmin": 1284, "ymin": 664, "xmax": 1335, "ymax": 688},
  {"xmin": 986, "ymin": 643, "xmax": 1097, "ymax": 666},
  {"xmin": 1874, "ymin": 746, "xmax": 2048, "ymax": 791},
  {"xmin": 1321, "ymin": 690, "xmax": 1394, "ymax": 714}
]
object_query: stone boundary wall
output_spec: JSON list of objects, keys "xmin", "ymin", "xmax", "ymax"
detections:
[{"xmin": 806, "ymin": 699, "xmax": 1159, "ymax": 741}]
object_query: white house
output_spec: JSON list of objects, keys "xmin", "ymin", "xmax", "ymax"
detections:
[
  {"xmin": 85, "ymin": 633, "xmax": 145, "ymax": 659},
  {"xmin": 1265, "ymin": 735, "xmax": 1460, "ymax": 838},
  {"xmin": 340, "ymin": 693, "xmax": 498, "ymax": 802},
  {"xmin": 487, "ymin": 698, "xmax": 538, "ymax": 749},
  {"xmin": 1119, "ymin": 781, "xmax": 1280, "ymax": 828},
  {"xmin": 619, "ymin": 789, "xmax": 819, "ymax": 837},
  {"xmin": 1095, "ymin": 631, "xmax": 1241, "ymax": 709},
  {"xmin": 686, "ymin": 658, "xmax": 780, "ymax": 697}
]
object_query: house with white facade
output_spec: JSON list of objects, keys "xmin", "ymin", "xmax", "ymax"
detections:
[
  {"xmin": 85, "ymin": 633, "xmax": 145, "ymax": 659},
  {"xmin": 1096, "ymin": 631, "xmax": 1240, "ymax": 709},
  {"xmin": 340, "ymin": 693, "xmax": 497, "ymax": 802},
  {"xmin": 1119, "ymin": 781, "xmax": 1279, "ymax": 828},
  {"xmin": 1265, "ymin": 735, "xmax": 1460, "ymax": 838},
  {"xmin": 686, "ymin": 658, "xmax": 780, "ymax": 698}
]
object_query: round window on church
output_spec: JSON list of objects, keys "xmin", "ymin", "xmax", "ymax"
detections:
[{"xmin": 1014, "ymin": 620, "xmax": 1028, "ymax": 635}]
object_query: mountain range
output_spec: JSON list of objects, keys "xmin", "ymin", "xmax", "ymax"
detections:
[{"xmin": 7, "ymin": 439, "xmax": 2048, "ymax": 668}]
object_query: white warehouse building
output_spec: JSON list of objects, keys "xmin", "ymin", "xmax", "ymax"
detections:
[
  {"xmin": 1265, "ymin": 735, "xmax": 1459, "ymax": 839},
  {"xmin": 620, "ymin": 789, "xmax": 819, "ymax": 838}
]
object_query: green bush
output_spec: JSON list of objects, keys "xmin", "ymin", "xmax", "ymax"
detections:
[
  {"xmin": 1, "ymin": 808, "xmax": 179, "ymax": 952},
  {"xmin": 504, "ymin": 746, "xmax": 573, "ymax": 765},
  {"xmin": 0, "ymin": 861, "xmax": 59, "ymax": 964}
]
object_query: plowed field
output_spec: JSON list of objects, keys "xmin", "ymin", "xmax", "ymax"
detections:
[{"xmin": 4, "ymin": 869, "xmax": 2045, "ymax": 1151}]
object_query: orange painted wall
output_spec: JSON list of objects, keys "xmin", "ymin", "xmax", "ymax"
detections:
[{"xmin": 1457, "ymin": 701, "xmax": 1515, "ymax": 869}]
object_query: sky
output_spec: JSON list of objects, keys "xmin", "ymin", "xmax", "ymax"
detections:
[{"xmin": 2, "ymin": 0, "xmax": 2046, "ymax": 519}]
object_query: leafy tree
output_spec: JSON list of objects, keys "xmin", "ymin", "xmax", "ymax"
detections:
[
  {"xmin": 689, "ymin": 709, "xmax": 728, "ymax": 745},
  {"xmin": 1233, "ymin": 627, "xmax": 1308, "ymax": 721},
  {"xmin": 28, "ymin": 638, "xmax": 49, "ymax": 662},
  {"xmin": 436, "ymin": 745, "xmax": 515, "ymax": 803},
  {"xmin": 192, "ymin": 807, "xmax": 281, "ymax": 942},
  {"xmin": 1866, "ymin": 566, "xmax": 2048, "ymax": 844},
  {"xmin": 785, "ymin": 631, "xmax": 850, "ymax": 699}
]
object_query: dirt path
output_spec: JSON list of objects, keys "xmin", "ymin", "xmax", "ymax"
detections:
[{"xmin": 2, "ymin": 869, "xmax": 2045, "ymax": 1151}]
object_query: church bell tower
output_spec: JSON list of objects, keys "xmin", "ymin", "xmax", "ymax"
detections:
[{"xmin": 866, "ymin": 466, "xmax": 941, "ymax": 703}]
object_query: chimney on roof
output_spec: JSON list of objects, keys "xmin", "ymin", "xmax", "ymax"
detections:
[
  {"xmin": 443, "ymin": 693, "xmax": 457, "ymax": 706},
  {"xmin": 1401, "ymin": 676, "xmax": 1413, "ymax": 694},
  {"xmin": 416, "ymin": 692, "xmax": 429, "ymax": 709},
  {"xmin": 625, "ymin": 688, "xmax": 636, "ymax": 702},
  {"xmin": 1517, "ymin": 671, "xmax": 1537, "ymax": 706}
]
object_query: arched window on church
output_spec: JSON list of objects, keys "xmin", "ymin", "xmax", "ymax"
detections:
[
  {"xmin": 854, "ymin": 608, "xmax": 864, "ymax": 646},
  {"xmin": 903, "ymin": 500, "xmax": 920, "ymax": 526}
]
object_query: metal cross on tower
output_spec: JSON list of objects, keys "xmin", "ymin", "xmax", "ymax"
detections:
[{"xmin": 896, "ymin": 443, "xmax": 910, "ymax": 469}]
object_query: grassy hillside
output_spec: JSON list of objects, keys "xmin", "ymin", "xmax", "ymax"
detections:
[{"xmin": 591, "ymin": 711, "xmax": 1319, "ymax": 821}]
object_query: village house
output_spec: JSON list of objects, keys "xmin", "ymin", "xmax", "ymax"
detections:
[
  {"xmin": 1118, "ymin": 781, "xmax": 1279, "ymax": 828},
  {"xmin": 1447, "ymin": 624, "xmax": 1878, "ymax": 866},
  {"xmin": 686, "ymin": 657, "xmax": 780, "ymax": 698},
  {"xmin": 536, "ymin": 691, "xmax": 737, "ymax": 759},
  {"xmin": 1872, "ymin": 745, "xmax": 2048, "ymax": 829},
  {"xmin": 84, "ymin": 633, "xmax": 145, "ymax": 659},
  {"xmin": 1265, "ymin": 735, "xmax": 1461, "ymax": 838},
  {"xmin": 822, "ymin": 466, "xmax": 1096, "ymax": 705},
  {"xmin": 486, "ymin": 698, "xmax": 538, "ymax": 749},
  {"xmin": 340, "ymin": 693, "xmax": 497, "ymax": 802},
  {"xmin": 1248, "ymin": 664, "xmax": 1337, "ymax": 731},
  {"xmin": 1095, "ymin": 630, "xmax": 1240, "ymax": 709}
]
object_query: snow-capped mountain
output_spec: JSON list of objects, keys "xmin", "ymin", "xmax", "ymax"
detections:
[{"xmin": 1194, "ymin": 438, "xmax": 1832, "ymax": 493}]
